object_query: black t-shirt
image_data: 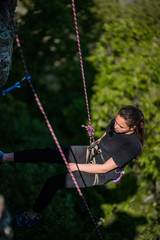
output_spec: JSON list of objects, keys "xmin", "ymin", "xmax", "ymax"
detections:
[{"xmin": 98, "ymin": 119, "xmax": 140, "ymax": 169}]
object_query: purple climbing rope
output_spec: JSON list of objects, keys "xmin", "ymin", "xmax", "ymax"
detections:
[
  {"xmin": 72, "ymin": 0, "xmax": 95, "ymax": 144},
  {"xmin": 8, "ymin": 3, "xmax": 103, "ymax": 240},
  {"xmin": 72, "ymin": 1, "xmax": 124, "ymax": 184}
]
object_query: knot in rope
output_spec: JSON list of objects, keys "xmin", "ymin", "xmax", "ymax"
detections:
[{"xmin": 82, "ymin": 124, "xmax": 94, "ymax": 138}]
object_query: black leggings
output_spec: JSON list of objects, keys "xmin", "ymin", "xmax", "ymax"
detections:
[{"xmin": 14, "ymin": 146, "xmax": 117, "ymax": 213}]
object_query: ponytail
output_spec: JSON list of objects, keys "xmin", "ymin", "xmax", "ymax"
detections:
[{"xmin": 118, "ymin": 105, "xmax": 145, "ymax": 157}]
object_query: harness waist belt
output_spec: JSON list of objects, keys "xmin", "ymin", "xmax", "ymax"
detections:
[{"xmin": 86, "ymin": 142, "xmax": 124, "ymax": 185}]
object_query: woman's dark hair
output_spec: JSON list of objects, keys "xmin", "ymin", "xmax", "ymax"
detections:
[{"xmin": 118, "ymin": 105, "xmax": 145, "ymax": 157}]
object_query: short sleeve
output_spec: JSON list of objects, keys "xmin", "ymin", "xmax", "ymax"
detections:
[{"xmin": 112, "ymin": 143, "xmax": 138, "ymax": 168}]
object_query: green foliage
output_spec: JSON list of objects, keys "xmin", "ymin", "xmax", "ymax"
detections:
[
  {"xmin": 88, "ymin": 1, "xmax": 160, "ymax": 238},
  {"xmin": 0, "ymin": 94, "xmax": 53, "ymax": 150},
  {"xmin": 10, "ymin": 0, "xmax": 97, "ymax": 145},
  {"xmin": 89, "ymin": 18, "xmax": 160, "ymax": 181}
]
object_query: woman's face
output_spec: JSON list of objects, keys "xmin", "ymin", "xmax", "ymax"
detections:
[{"xmin": 114, "ymin": 114, "xmax": 135, "ymax": 134}]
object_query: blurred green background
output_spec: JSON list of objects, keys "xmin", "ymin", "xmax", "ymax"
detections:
[{"xmin": 0, "ymin": 0, "xmax": 160, "ymax": 239}]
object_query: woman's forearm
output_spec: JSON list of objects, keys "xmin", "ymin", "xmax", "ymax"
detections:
[
  {"xmin": 71, "ymin": 163, "xmax": 106, "ymax": 174},
  {"xmin": 69, "ymin": 157, "xmax": 118, "ymax": 174}
]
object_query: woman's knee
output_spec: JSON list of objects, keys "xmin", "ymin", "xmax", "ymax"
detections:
[{"xmin": 44, "ymin": 175, "xmax": 64, "ymax": 192}]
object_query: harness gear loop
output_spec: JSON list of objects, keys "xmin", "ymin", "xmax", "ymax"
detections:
[
  {"xmin": 86, "ymin": 145, "xmax": 99, "ymax": 186},
  {"xmin": 112, "ymin": 169, "xmax": 125, "ymax": 183},
  {"xmin": 86, "ymin": 141, "xmax": 104, "ymax": 186}
]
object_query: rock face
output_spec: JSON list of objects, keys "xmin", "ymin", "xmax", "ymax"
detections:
[{"xmin": 0, "ymin": 0, "xmax": 17, "ymax": 88}]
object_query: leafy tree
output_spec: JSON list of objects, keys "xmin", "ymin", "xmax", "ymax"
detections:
[
  {"xmin": 1, "ymin": 0, "xmax": 160, "ymax": 239},
  {"xmin": 6, "ymin": 0, "xmax": 97, "ymax": 145},
  {"xmin": 89, "ymin": 0, "xmax": 160, "ymax": 184},
  {"xmin": 89, "ymin": 4, "xmax": 160, "ymax": 238}
]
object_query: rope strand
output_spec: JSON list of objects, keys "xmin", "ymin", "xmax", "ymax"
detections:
[{"xmin": 72, "ymin": 0, "xmax": 95, "ymax": 144}]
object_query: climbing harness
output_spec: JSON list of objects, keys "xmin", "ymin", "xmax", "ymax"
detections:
[
  {"xmin": 86, "ymin": 142, "xmax": 124, "ymax": 184},
  {"xmin": 86, "ymin": 141, "xmax": 103, "ymax": 186},
  {"xmin": 86, "ymin": 141, "xmax": 105, "ymax": 164},
  {"xmin": 86, "ymin": 141, "xmax": 99, "ymax": 185},
  {"xmin": 7, "ymin": 1, "xmax": 103, "ymax": 239}
]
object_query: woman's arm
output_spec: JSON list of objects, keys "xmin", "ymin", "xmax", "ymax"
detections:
[{"xmin": 69, "ymin": 157, "xmax": 118, "ymax": 174}]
